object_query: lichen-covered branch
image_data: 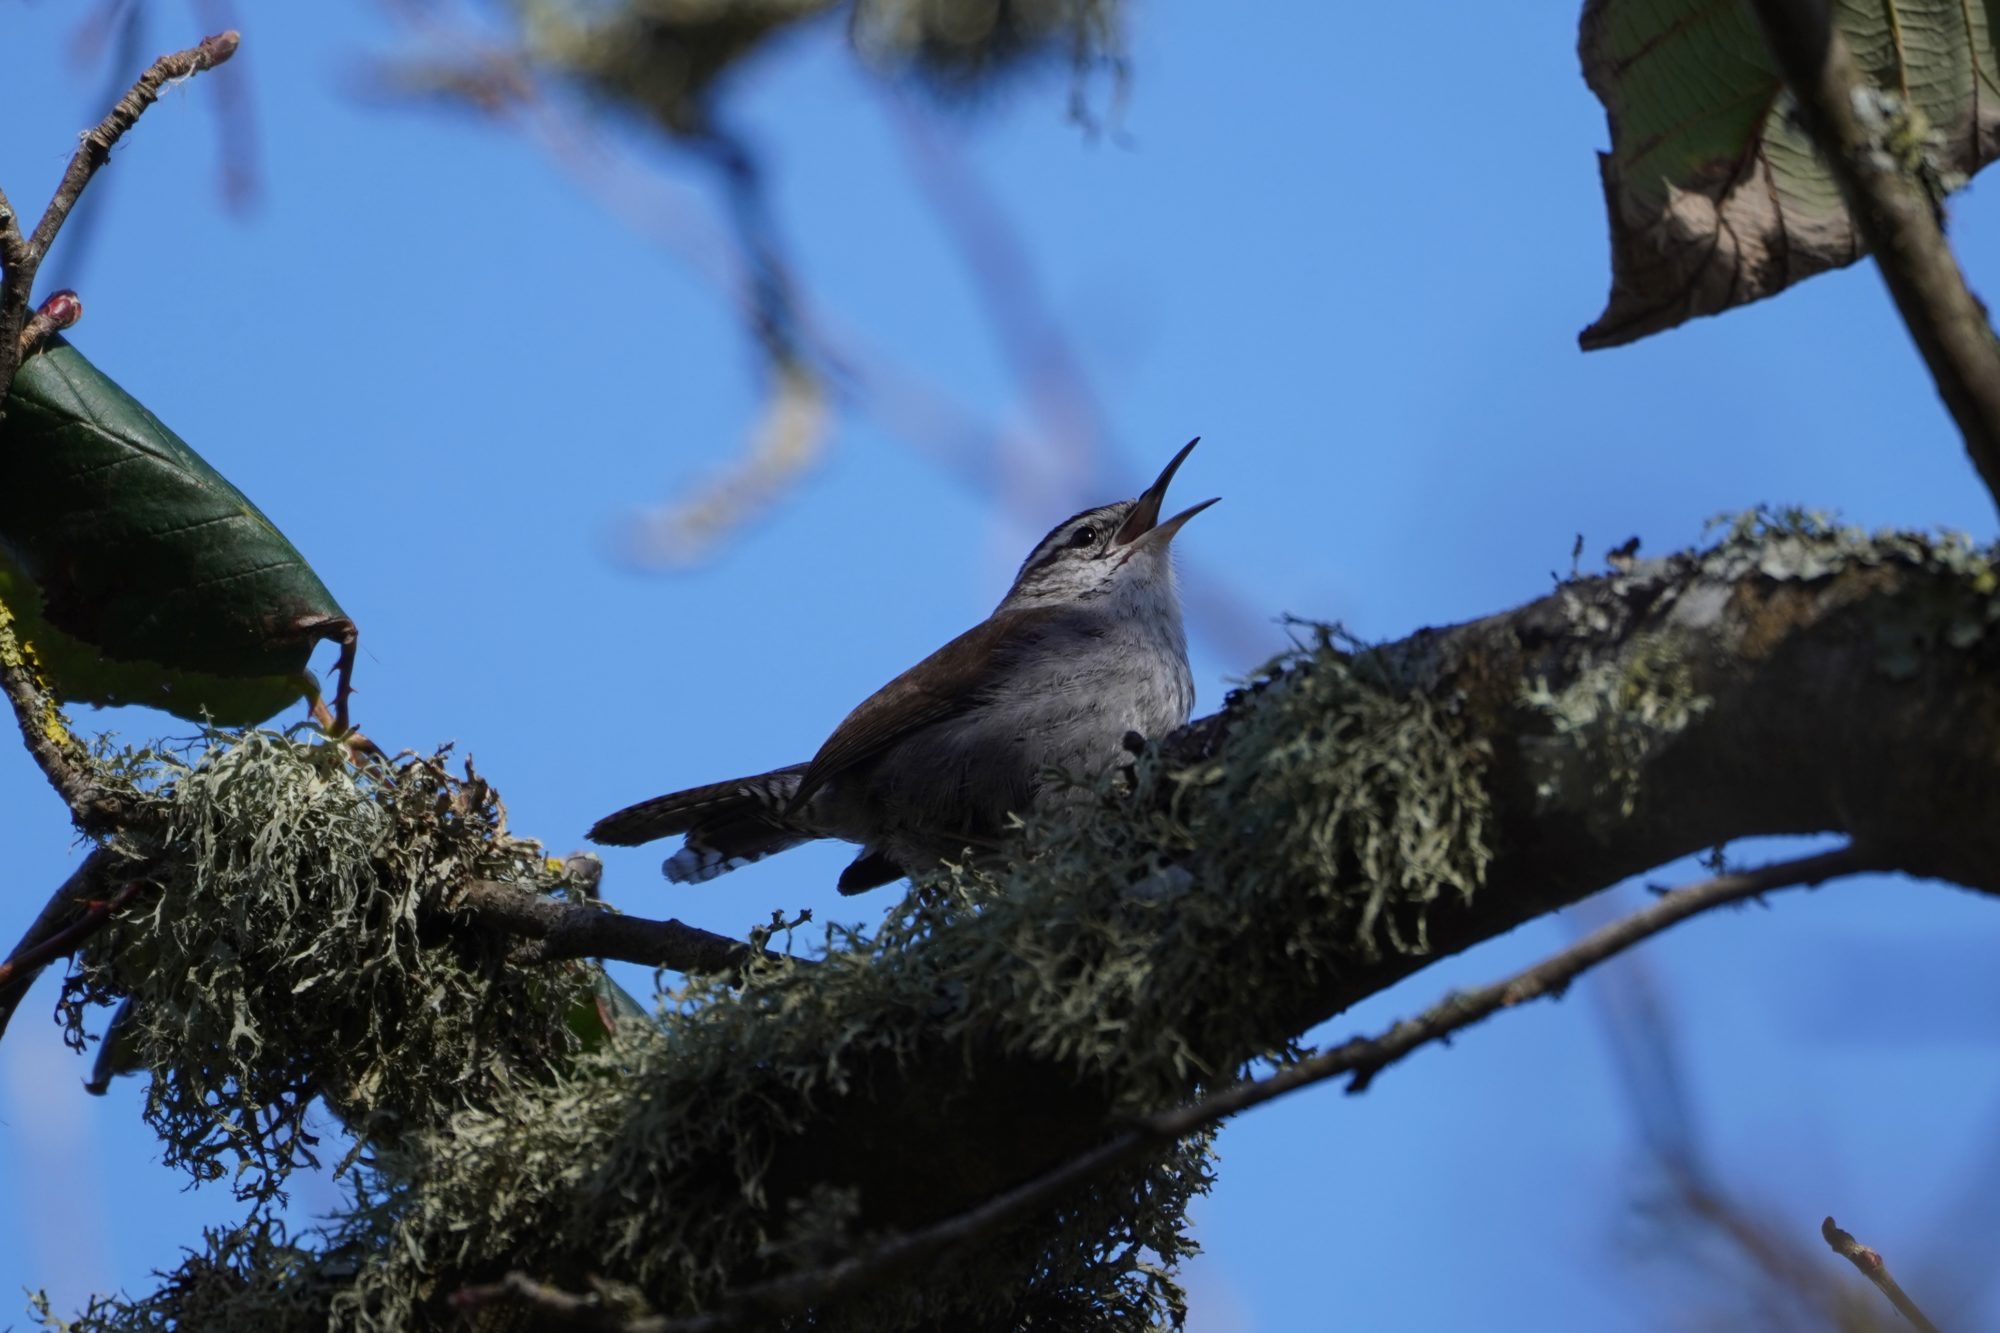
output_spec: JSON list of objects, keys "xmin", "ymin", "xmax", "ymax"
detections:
[
  {"xmin": 456, "ymin": 844, "xmax": 1880, "ymax": 1333},
  {"xmin": 1744, "ymin": 0, "xmax": 2000, "ymax": 513},
  {"xmin": 42, "ymin": 517, "xmax": 2000, "ymax": 1332},
  {"xmin": 0, "ymin": 597, "xmax": 128, "ymax": 830}
]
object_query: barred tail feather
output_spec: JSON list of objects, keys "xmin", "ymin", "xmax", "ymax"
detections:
[
  {"xmin": 587, "ymin": 766, "xmax": 806, "ymax": 846},
  {"xmin": 590, "ymin": 766, "xmax": 813, "ymax": 885},
  {"xmin": 666, "ymin": 819, "xmax": 811, "ymax": 883}
]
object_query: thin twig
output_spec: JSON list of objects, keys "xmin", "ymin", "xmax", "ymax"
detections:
[
  {"xmin": 0, "ymin": 186, "xmax": 36, "ymax": 406},
  {"xmin": 452, "ymin": 879, "xmax": 768, "ymax": 975},
  {"xmin": 1821, "ymin": 1216, "xmax": 1943, "ymax": 1332},
  {"xmin": 0, "ymin": 30, "xmax": 240, "ymax": 413},
  {"xmin": 1746, "ymin": 0, "xmax": 2000, "ymax": 512},
  {"xmin": 1583, "ymin": 935, "xmax": 1858, "ymax": 1326},
  {"xmin": 455, "ymin": 844, "xmax": 1882, "ymax": 1332},
  {"xmin": 27, "ymin": 30, "xmax": 241, "ymax": 259}
]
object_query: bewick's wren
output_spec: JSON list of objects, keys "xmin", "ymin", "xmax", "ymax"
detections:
[{"xmin": 589, "ymin": 438, "xmax": 1217, "ymax": 895}]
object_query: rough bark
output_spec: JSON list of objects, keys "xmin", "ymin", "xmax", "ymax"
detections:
[
  {"xmin": 29, "ymin": 523, "xmax": 2000, "ymax": 1328},
  {"xmin": 779, "ymin": 525, "xmax": 2000, "ymax": 1230}
]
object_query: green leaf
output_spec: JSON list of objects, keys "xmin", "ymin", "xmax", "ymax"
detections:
[
  {"xmin": 0, "ymin": 338, "xmax": 351, "ymax": 725},
  {"xmin": 1578, "ymin": 0, "xmax": 2000, "ymax": 349}
]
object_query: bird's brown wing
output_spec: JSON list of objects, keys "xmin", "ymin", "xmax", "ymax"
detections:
[{"xmin": 790, "ymin": 606, "xmax": 1060, "ymax": 813}]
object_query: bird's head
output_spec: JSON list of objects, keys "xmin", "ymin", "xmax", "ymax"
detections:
[{"xmin": 999, "ymin": 438, "xmax": 1218, "ymax": 612}]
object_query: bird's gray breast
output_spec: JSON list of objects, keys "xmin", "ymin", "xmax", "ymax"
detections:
[{"xmin": 972, "ymin": 611, "xmax": 1194, "ymax": 775}]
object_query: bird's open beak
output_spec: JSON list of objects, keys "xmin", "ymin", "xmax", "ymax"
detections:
[{"xmin": 1113, "ymin": 436, "xmax": 1220, "ymax": 549}]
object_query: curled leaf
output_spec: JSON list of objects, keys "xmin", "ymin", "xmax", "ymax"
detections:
[{"xmin": 1578, "ymin": 0, "xmax": 2000, "ymax": 349}]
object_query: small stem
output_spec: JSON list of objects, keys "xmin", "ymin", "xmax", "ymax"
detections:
[
  {"xmin": 1821, "ymin": 1216, "xmax": 1941, "ymax": 1332},
  {"xmin": 0, "ymin": 30, "xmax": 240, "ymax": 416},
  {"xmin": 0, "ymin": 882, "xmax": 148, "ymax": 990},
  {"xmin": 25, "ymin": 32, "xmax": 241, "ymax": 261}
]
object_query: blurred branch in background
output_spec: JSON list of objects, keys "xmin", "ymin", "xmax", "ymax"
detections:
[
  {"xmin": 1581, "ymin": 879, "xmax": 1988, "ymax": 1330},
  {"xmin": 364, "ymin": 0, "xmax": 1276, "ymax": 662}
]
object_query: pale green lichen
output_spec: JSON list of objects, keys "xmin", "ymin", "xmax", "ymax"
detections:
[
  {"xmin": 1522, "ymin": 509, "xmax": 2000, "ymax": 821},
  {"xmin": 1696, "ymin": 509, "xmax": 2000, "ymax": 678},
  {"xmin": 1522, "ymin": 630, "xmax": 1712, "ymax": 823},
  {"xmin": 56, "ymin": 730, "xmax": 598, "ymax": 1206},
  {"xmin": 47, "ymin": 514, "xmax": 2000, "ymax": 1331},
  {"xmin": 38, "ymin": 628, "xmax": 1493, "ymax": 1333}
]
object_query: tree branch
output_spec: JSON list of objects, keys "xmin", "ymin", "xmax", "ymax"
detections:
[
  {"xmin": 451, "ymin": 879, "xmax": 766, "ymax": 975},
  {"xmin": 546, "ymin": 531, "xmax": 1997, "ymax": 1265},
  {"xmin": 454, "ymin": 845, "xmax": 1882, "ymax": 1331},
  {"xmin": 0, "ymin": 29, "xmax": 240, "ymax": 413},
  {"xmin": 27, "ymin": 30, "xmax": 242, "ymax": 262},
  {"xmin": 1821, "ymin": 1216, "xmax": 1941, "ymax": 1333},
  {"xmin": 1745, "ymin": 0, "xmax": 2000, "ymax": 512}
]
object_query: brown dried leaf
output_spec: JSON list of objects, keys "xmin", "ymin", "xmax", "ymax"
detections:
[{"xmin": 1578, "ymin": 0, "xmax": 2000, "ymax": 350}]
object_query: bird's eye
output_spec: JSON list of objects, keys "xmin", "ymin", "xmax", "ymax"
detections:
[{"xmin": 1068, "ymin": 525, "xmax": 1098, "ymax": 549}]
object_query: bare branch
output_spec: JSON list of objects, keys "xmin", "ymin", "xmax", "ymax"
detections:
[
  {"xmin": 452, "ymin": 879, "xmax": 766, "ymax": 975},
  {"xmin": 26, "ymin": 30, "xmax": 241, "ymax": 260},
  {"xmin": 0, "ymin": 29, "xmax": 240, "ymax": 414},
  {"xmin": 1745, "ymin": 0, "xmax": 2000, "ymax": 512},
  {"xmin": 1822, "ymin": 1216, "xmax": 1942, "ymax": 1332},
  {"xmin": 455, "ymin": 845, "xmax": 1880, "ymax": 1331}
]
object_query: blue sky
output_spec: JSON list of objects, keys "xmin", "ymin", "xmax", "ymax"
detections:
[{"xmin": 3, "ymin": 3, "xmax": 1998, "ymax": 1329}]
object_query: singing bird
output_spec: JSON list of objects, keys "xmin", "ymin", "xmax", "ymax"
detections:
[{"xmin": 589, "ymin": 439, "xmax": 1216, "ymax": 895}]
